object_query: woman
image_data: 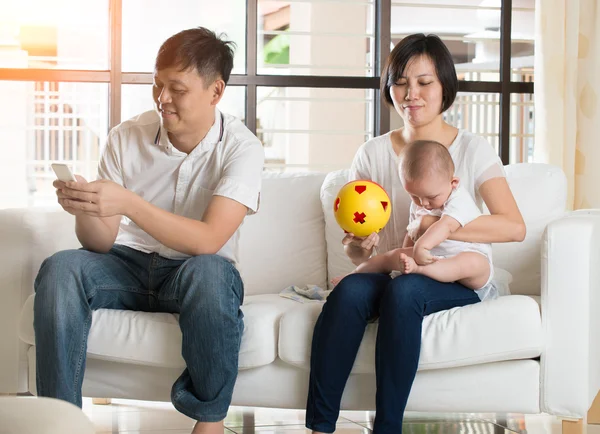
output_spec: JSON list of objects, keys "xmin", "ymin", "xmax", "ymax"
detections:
[{"xmin": 305, "ymin": 34, "xmax": 526, "ymax": 434}]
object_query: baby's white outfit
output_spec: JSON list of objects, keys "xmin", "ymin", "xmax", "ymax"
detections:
[{"xmin": 406, "ymin": 186, "xmax": 495, "ymax": 300}]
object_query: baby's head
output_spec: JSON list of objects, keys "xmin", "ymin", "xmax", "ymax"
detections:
[{"xmin": 399, "ymin": 140, "xmax": 458, "ymax": 210}]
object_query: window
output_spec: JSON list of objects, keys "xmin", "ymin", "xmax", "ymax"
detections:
[
  {"xmin": 258, "ymin": 87, "xmax": 374, "ymax": 169},
  {"xmin": 0, "ymin": 0, "xmax": 110, "ymax": 70},
  {"xmin": 0, "ymin": 0, "xmax": 535, "ymax": 208}
]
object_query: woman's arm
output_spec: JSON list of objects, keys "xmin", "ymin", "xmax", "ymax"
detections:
[
  {"xmin": 417, "ymin": 178, "xmax": 526, "ymax": 243},
  {"xmin": 448, "ymin": 177, "xmax": 526, "ymax": 243}
]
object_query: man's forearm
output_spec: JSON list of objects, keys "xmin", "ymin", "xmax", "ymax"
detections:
[
  {"xmin": 126, "ymin": 195, "xmax": 216, "ymax": 256},
  {"xmin": 75, "ymin": 214, "xmax": 118, "ymax": 253}
]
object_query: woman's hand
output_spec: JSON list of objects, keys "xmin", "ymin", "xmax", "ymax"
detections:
[
  {"xmin": 342, "ymin": 232, "xmax": 380, "ymax": 250},
  {"xmin": 342, "ymin": 232, "xmax": 380, "ymax": 266}
]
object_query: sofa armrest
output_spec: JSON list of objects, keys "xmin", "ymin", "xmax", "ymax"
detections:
[
  {"xmin": 540, "ymin": 210, "xmax": 600, "ymax": 418},
  {"xmin": 0, "ymin": 209, "xmax": 33, "ymax": 393}
]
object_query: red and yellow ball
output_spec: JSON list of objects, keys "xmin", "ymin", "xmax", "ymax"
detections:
[{"xmin": 333, "ymin": 180, "xmax": 392, "ymax": 237}]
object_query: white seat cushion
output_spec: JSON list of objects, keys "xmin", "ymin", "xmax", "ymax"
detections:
[
  {"xmin": 278, "ymin": 295, "xmax": 543, "ymax": 373},
  {"xmin": 20, "ymin": 294, "xmax": 298, "ymax": 370}
]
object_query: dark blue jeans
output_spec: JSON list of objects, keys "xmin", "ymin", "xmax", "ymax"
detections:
[
  {"xmin": 306, "ymin": 273, "xmax": 481, "ymax": 433},
  {"xmin": 33, "ymin": 244, "xmax": 244, "ymax": 422}
]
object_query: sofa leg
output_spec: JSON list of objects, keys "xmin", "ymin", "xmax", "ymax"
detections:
[
  {"xmin": 92, "ymin": 398, "xmax": 112, "ymax": 405},
  {"xmin": 562, "ymin": 419, "xmax": 583, "ymax": 434},
  {"xmin": 588, "ymin": 391, "xmax": 600, "ymax": 424}
]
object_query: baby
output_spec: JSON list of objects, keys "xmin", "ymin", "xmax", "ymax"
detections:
[{"xmin": 334, "ymin": 140, "xmax": 493, "ymax": 294}]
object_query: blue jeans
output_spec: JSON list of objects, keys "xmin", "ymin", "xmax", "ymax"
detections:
[
  {"xmin": 306, "ymin": 273, "xmax": 481, "ymax": 434},
  {"xmin": 33, "ymin": 244, "xmax": 244, "ymax": 422}
]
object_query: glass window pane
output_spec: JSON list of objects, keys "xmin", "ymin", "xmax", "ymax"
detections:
[
  {"xmin": 510, "ymin": 93, "xmax": 534, "ymax": 163},
  {"xmin": 392, "ymin": 1, "xmax": 501, "ymax": 81},
  {"xmin": 511, "ymin": 0, "xmax": 535, "ymax": 82},
  {"xmin": 121, "ymin": 84, "xmax": 246, "ymax": 125},
  {"xmin": 390, "ymin": 91, "xmax": 501, "ymax": 153},
  {"xmin": 257, "ymin": 87, "xmax": 375, "ymax": 170},
  {"xmin": 258, "ymin": 0, "xmax": 376, "ymax": 76},
  {"xmin": 122, "ymin": 0, "xmax": 246, "ymax": 74},
  {"xmin": 0, "ymin": 81, "xmax": 108, "ymax": 209},
  {"xmin": 1, "ymin": 0, "xmax": 109, "ymax": 69}
]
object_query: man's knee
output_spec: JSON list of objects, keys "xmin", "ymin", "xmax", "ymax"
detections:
[
  {"xmin": 177, "ymin": 254, "xmax": 243, "ymax": 305},
  {"xmin": 35, "ymin": 249, "xmax": 87, "ymax": 295},
  {"xmin": 34, "ymin": 250, "xmax": 91, "ymax": 328}
]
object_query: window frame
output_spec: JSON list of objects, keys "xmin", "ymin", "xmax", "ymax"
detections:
[{"xmin": 0, "ymin": 0, "xmax": 534, "ymax": 165}]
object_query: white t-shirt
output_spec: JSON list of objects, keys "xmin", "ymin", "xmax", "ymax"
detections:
[
  {"xmin": 97, "ymin": 108, "xmax": 265, "ymax": 264},
  {"xmin": 349, "ymin": 129, "xmax": 505, "ymax": 299}
]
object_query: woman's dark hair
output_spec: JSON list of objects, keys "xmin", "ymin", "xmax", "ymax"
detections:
[
  {"xmin": 380, "ymin": 33, "xmax": 458, "ymax": 113},
  {"xmin": 155, "ymin": 27, "xmax": 235, "ymax": 86}
]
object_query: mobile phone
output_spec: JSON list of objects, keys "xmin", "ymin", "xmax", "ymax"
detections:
[{"xmin": 51, "ymin": 163, "xmax": 77, "ymax": 183}]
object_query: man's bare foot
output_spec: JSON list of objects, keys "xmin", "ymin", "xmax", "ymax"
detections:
[
  {"xmin": 191, "ymin": 421, "xmax": 224, "ymax": 434},
  {"xmin": 399, "ymin": 253, "xmax": 419, "ymax": 274}
]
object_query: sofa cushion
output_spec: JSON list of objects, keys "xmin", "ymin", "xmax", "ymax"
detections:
[
  {"xmin": 20, "ymin": 294, "xmax": 298, "ymax": 370},
  {"xmin": 278, "ymin": 295, "xmax": 543, "ymax": 373},
  {"xmin": 238, "ymin": 172, "xmax": 328, "ymax": 296}
]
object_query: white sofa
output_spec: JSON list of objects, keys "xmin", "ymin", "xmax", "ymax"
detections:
[{"xmin": 1, "ymin": 164, "xmax": 600, "ymax": 423}]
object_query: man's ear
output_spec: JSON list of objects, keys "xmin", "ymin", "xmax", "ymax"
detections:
[{"xmin": 211, "ymin": 79, "xmax": 226, "ymax": 106}]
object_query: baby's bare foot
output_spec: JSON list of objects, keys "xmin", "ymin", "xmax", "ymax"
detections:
[
  {"xmin": 399, "ymin": 253, "xmax": 419, "ymax": 274},
  {"xmin": 331, "ymin": 275, "xmax": 346, "ymax": 287}
]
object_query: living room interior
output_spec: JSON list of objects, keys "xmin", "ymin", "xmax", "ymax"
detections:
[{"xmin": 1, "ymin": 0, "xmax": 600, "ymax": 433}]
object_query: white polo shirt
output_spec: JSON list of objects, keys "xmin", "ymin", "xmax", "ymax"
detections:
[{"xmin": 97, "ymin": 108, "xmax": 264, "ymax": 264}]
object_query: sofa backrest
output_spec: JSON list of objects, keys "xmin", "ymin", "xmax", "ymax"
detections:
[
  {"xmin": 238, "ymin": 172, "xmax": 328, "ymax": 295},
  {"xmin": 0, "ymin": 172, "xmax": 329, "ymax": 300},
  {"xmin": 320, "ymin": 163, "xmax": 567, "ymax": 296},
  {"xmin": 0, "ymin": 164, "xmax": 565, "ymax": 300}
]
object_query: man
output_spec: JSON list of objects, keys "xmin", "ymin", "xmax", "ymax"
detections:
[{"xmin": 34, "ymin": 27, "xmax": 264, "ymax": 434}]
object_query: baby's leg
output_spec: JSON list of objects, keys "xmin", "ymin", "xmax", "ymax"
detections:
[
  {"xmin": 399, "ymin": 252, "xmax": 490, "ymax": 290},
  {"xmin": 330, "ymin": 274, "xmax": 348, "ymax": 287}
]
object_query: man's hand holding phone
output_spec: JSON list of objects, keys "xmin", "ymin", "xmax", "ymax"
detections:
[
  {"xmin": 51, "ymin": 164, "xmax": 89, "ymax": 215},
  {"xmin": 52, "ymin": 163, "xmax": 132, "ymax": 217}
]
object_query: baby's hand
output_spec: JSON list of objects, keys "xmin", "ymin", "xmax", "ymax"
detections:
[{"xmin": 413, "ymin": 246, "xmax": 438, "ymax": 266}]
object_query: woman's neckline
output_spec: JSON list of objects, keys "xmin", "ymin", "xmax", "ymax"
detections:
[{"xmin": 387, "ymin": 128, "xmax": 462, "ymax": 160}]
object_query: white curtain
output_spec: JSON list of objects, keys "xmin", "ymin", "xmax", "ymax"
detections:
[{"xmin": 534, "ymin": 0, "xmax": 600, "ymax": 209}]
